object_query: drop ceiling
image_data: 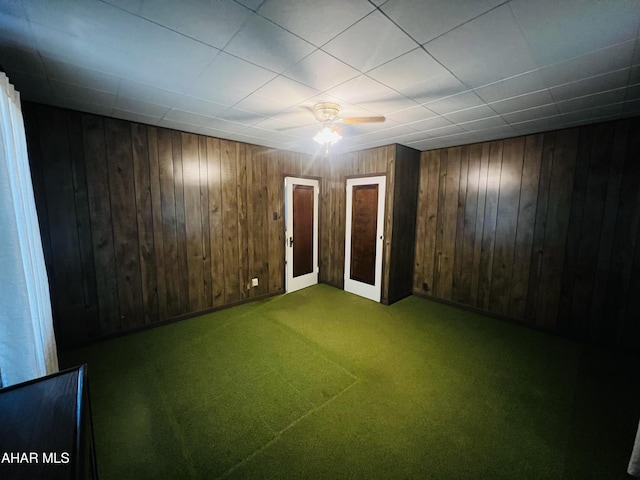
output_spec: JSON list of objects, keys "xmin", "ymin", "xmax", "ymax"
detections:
[{"xmin": 1, "ymin": 0, "xmax": 639, "ymax": 155}]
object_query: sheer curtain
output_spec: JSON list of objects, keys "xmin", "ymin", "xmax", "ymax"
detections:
[{"xmin": 0, "ymin": 72, "xmax": 58, "ymax": 387}]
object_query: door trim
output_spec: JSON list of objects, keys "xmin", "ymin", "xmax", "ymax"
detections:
[
  {"xmin": 344, "ymin": 175, "xmax": 386, "ymax": 302},
  {"xmin": 285, "ymin": 176, "xmax": 319, "ymax": 293}
]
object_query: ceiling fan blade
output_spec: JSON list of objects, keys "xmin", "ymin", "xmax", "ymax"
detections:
[
  {"xmin": 276, "ymin": 122, "xmax": 316, "ymax": 132},
  {"xmin": 340, "ymin": 116, "xmax": 386, "ymax": 125}
]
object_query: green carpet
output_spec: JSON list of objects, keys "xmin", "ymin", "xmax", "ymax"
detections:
[{"xmin": 61, "ymin": 284, "xmax": 640, "ymax": 479}]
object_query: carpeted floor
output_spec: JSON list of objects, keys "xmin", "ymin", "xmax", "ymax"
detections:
[{"xmin": 61, "ymin": 284, "xmax": 640, "ymax": 479}]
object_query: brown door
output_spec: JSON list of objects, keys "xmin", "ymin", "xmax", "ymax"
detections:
[
  {"xmin": 344, "ymin": 176, "xmax": 386, "ymax": 302},
  {"xmin": 285, "ymin": 177, "xmax": 319, "ymax": 292},
  {"xmin": 293, "ymin": 184, "xmax": 314, "ymax": 277},
  {"xmin": 350, "ymin": 184, "xmax": 378, "ymax": 285}
]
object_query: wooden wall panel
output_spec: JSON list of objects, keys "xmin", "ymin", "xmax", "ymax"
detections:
[
  {"xmin": 413, "ymin": 118, "xmax": 640, "ymax": 352},
  {"xmin": 489, "ymin": 137, "xmax": 524, "ymax": 315},
  {"xmin": 182, "ymin": 132, "xmax": 204, "ymax": 312},
  {"xmin": 157, "ymin": 128, "xmax": 180, "ymax": 318},
  {"xmin": 457, "ymin": 143, "xmax": 482, "ymax": 305},
  {"xmin": 206, "ymin": 137, "xmax": 225, "ymax": 306},
  {"xmin": 387, "ymin": 145, "xmax": 420, "ymax": 304},
  {"xmin": 104, "ymin": 118, "xmax": 145, "ymax": 330},
  {"xmin": 24, "ymin": 104, "xmax": 307, "ymax": 348},
  {"xmin": 508, "ymin": 134, "xmax": 543, "ymax": 320},
  {"xmin": 131, "ymin": 123, "xmax": 158, "ymax": 325},
  {"xmin": 25, "ymin": 101, "xmax": 639, "ymax": 352},
  {"xmin": 171, "ymin": 131, "xmax": 189, "ymax": 315},
  {"xmin": 147, "ymin": 127, "xmax": 168, "ymax": 319},
  {"xmin": 80, "ymin": 114, "xmax": 120, "ymax": 336},
  {"xmin": 31, "ymin": 106, "xmax": 87, "ymax": 344}
]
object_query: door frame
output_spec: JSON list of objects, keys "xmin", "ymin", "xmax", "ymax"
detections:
[
  {"xmin": 344, "ymin": 175, "xmax": 386, "ymax": 302},
  {"xmin": 284, "ymin": 176, "xmax": 320, "ymax": 293}
]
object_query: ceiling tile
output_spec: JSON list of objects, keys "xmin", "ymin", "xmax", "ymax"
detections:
[
  {"xmin": 111, "ymin": 108, "xmax": 160, "ymax": 126},
  {"xmin": 473, "ymin": 70, "xmax": 547, "ymax": 103},
  {"xmin": 502, "ymin": 104, "xmax": 560, "ymax": 124},
  {"xmin": 401, "ymin": 72, "xmax": 468, "ymax": 104},
  {"xmin": 24, "ymin": 0, "xmax": 135, "ymax": 52},
  {"xmin": 326, "ymin": 75, "xmax": 399, "ymax": 105},
  {"xmin": 322, "ymin": 11, "xmax": 416, "ymax": 72},
  {"xmin": 202, "ymin": 118, "xmax": 248, "ymax": 133},
  {"xmin": 368, "ymin": 48, "xmax": 447, "ymax": 91},
  {"xmin": 623, "ymin": 99, "xmax": 640, "ymax": 115},
  {"xmin": 425, "ymin": 91, "xmax": 485, "ymax": 115},
  {"xmin": 250, "ymin": 76, "xmax": 320, "ymax": 107},
  {"xmin": 386, "ymin": 105, "xmax": 437, "ymax": 123},
  {"xmin": 164, "ymin": 109, "xmax": 217, "ymax": 127},
  {"xmin": 195, "ymin": 124, "xmax": 240, "ymax": 138},
  {"xmin": 0, "ymin": 44, "xmax": 44, "ymax": 77},
  {"xmin": 510, "ymin": 0, "xmax": 640, "ymax": 66},
  {"xmin": 473, "ymin": 124, "xmax": 518, "ymax": 139},
  {"xmin": 170, "ymin": 95, "xmax": 229, "ymax": 117},
  {"xmin": 561, "ymin": 104, "xmax": 623, "ymax": 125},
  {"xmin": 233, "ymin": 93, "xmax": 290, "ymax": 116},
  {"xmin": 117, "ymin": 79, "xmax": 182, "ymax": 107},
  {"xmin": 224, "ymin": 14, "xmax": 315, "ymax": 73},
  {"xmin": 258, "ymin": 0, "xmax": 374, "ymax": 47},
  {"xmin": 216, "ymin": 106, "xmax": 266, "ymax": 126},
  {"xmin": 458, "ymin": 115, "xmax": 507, "ymax": 132},
  {"xmin": 539, "ymin": 41, "xmax": 636, "ymax": 88},
  {"xmin": 381, "ymin": 0, "xmax": 505, "ymax": 44},
  {"xmin": 282, "ymin": 50, "xmax": 360, "ymax": 91},
  {"xmin": 512, "ymin": 116, "xmax": 568, "ymax": 135},
  {"xmin": 444, "ymin": 105, "xmax": 498, "ymax": 123},
  {"xmin": 188, "ymin": 52, "xmax": 277, "ymax": 104},
  {"xmin": 4, "ymin": 70, "xmax": 53, "ymax": 104},
  {"xmin": 549, "ymin": 69, "xmax": 631, "ymax": 102},
  {"xmin": 99, "ymin": 0, "xmax": 142, "ymax": 13},
  {"xmin": 489, "ymin": 90, "xmax": 554, "ymax": 115},
  {"xmin": 42, "ymin": 57, "xmax": 121, "ymax": 93},
  {"xmin": 425, "ymin": 124, "xmax": 466, "ymax": 138},
  {"xmin": 234, "ymin": 0, "xmax": 265, "ymax": 11},
  {"xmin": 628, "ymin": 66, "xmax": 640, "ymax": 86},
  {"xmin": 357, "ymin": 96, "xmax": 417, "ymax": 115},
  {"xmin": 128, "ymin": 18, "xmax": 219, "ymax": 75},
  {"xmin": 425, "ymin": 4, "xmax": 538, "ymax": 88},
  {"xmin": 555, "ymin": 88, "xmax": 626, "ymax": 114},
  {"xmin": 626, "ymin": 84, "xmax": 640, "ymax": 101},
  {"xmin": 253, "ymin": 116, "xmax": 299, "ymax": 131},
  {"xmin": 53, "ymin": 97, "xmax": 113, "ymax": 117},
  {"xmin": 137, "ymin": 0, "xmax": 252, "ymax": 49},
  {"xmin": 114, "ymin": 96, "xmax": 172, "ymax": 118},
  {"xmin": 3, "ymin": 0, "xmax": 638, "ymax": 155},
  {"xmin": 50, "ymin": 79, "xmax": 115, "ymax": 108},
  {"xmin": 30, "ymin": 23, "xmax": 134, "ymax": 78},
  {"xmin": 407, "ymin": 115, "xmax": 453, "ymax": 132}
]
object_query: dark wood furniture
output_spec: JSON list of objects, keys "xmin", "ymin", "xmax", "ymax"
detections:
[{"xmin": 0, "ymin": 365, "xmax": 98, "ymax": 479}]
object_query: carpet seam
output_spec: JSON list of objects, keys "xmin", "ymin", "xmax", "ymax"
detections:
[{"xmin": 216, "ymin": 377, "xmax": 361, "ymax": 479}]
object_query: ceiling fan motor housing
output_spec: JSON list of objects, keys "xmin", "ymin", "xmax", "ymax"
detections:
[{"xmin": 314, "ymin": 102, "xmax": 341, "ymax": 122}]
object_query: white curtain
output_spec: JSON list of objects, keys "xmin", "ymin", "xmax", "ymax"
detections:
[
  {"xmin": 0, "ymin": 72, "xmax": 58, "ymax": 387},
  {"xmin": 630, "ymin": 418, "xmax": 640, "ymax": 477}
]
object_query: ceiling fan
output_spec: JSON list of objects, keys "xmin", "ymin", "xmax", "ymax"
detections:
[
  {"xmin": 311, "ymin": 102, "xmax": 385, "ymax": 153},
  {"xmin": 313, "ymin": 102, "xmax": 385, "ymax": 126}
]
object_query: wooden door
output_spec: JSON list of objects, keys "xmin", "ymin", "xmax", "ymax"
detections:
[
  {"xmin": 285, "ymin": 177, "xmax": 319, "ymax": 292},
  {"xmin": 344, "ymin": 176, "xmax": 386, "ymax": 302}
]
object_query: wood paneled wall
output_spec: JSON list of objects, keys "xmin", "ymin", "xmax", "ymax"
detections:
[
  {"xmin": 387, "ymin": 145, "xmax": 420, "ymax": 304},
  {"xmin": 318, "ymin": 146, "xmax": 394, "ymax": 292},
  {"xmin": 23, "ymin": 103, "xmax": 419, "ymax": 348},
  {"xmin": 23, "ymin": 103, "xmax": 318, "ymax": 348},
  {"xmin": 413, "ymin": 118, "xmax": 640, "ymax": 351}
]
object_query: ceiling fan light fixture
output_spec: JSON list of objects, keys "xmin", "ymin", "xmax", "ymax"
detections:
[{"xmin": 313, "ymin": 125, "xmax": 342, "ymax": 152}]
